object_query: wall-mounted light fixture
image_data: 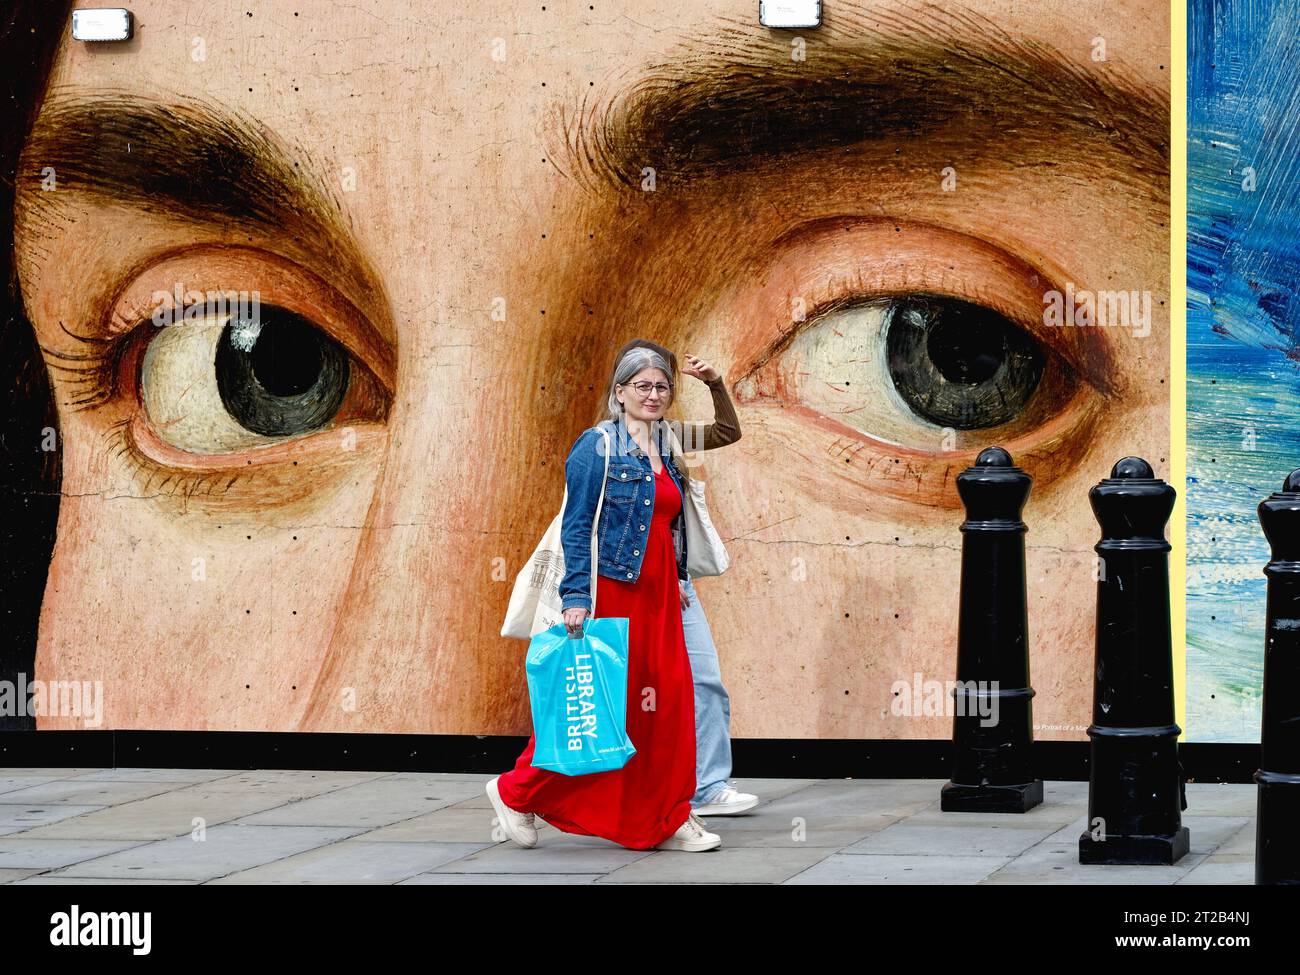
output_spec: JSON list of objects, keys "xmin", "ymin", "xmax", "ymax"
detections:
[
  {"xmin": 759, "ymin": 0, "xmax": 822, "ymax": 28},
  {"xmin": 71, "ymin": 8, "xmax": 134, "ymax": 42}
]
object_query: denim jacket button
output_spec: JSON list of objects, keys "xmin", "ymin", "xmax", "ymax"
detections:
[
  {"xmin": 633, "ymin": 549, "xmax": 639, "ymax": 556},
  {"xmin": 620, "ymin": 472, "xmax": 627, "ymax": 479},
  {"xmin": 626, "ymin": 572, "xmax": 633, "ymax": 578},
  {"xmin": 643, "ymin": 499, "xmax": 650, "ymax": 505},
  {"xmin": 639, "ymin": 524, "xmax": 645, "ymax": 531},
  {"xmin": 645, "ymin": 474, "xmax": 651, "ymax": 481}
]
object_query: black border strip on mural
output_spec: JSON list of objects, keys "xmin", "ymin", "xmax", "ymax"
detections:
[{"xmin": 0, "ymin": 733, "xmax": 1262, "ymax": 783}]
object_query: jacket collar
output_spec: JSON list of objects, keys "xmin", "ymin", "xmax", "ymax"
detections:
[{"xmin": 601, "ymin": 416, "xmax": 674, "ymax": 464}]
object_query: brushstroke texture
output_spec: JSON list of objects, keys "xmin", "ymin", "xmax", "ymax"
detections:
[{"xmin": 1187, "ymin": 0, "xmax": 1300, "ymax": 742}]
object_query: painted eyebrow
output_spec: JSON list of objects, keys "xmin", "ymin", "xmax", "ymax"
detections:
[
  {"xmin": 564, "ymin": 14, "xmax": 1169, "ymax": 195},
  {"xmin": 19, "ymin": 92, "xmax": 392, "ymax": 344},
  {"xmin": 21, "ymin": 92, "xmax": 345, "ymax": 235}
]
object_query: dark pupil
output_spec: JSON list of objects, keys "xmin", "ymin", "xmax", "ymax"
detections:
[
  {"xmin": 885, "ymin": 295, "xmax": 1043, "ymax": 430},
  {"xmin": 251, "ymin": 318, "xmax": 323, "ymax": 396},
  {"xmin": 925, "ymin": 316, "xmax": 1002, "ymax": 385},
  {"xmin": 215, "ymin": 307, "xmax": 349, "ymax": 437}
]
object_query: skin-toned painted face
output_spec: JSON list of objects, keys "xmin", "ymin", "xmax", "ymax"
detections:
[{"xmin": 16, "ymin": 0, "xmax": 1168, "ymax": 737}]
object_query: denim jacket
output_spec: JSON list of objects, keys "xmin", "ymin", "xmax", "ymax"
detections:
[{"xmin": 558, "ymin": 416, "xmax": 688, "ymax": 613}]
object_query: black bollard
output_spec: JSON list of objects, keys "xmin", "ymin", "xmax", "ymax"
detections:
[
  {"xmin": 1079, "ymin": 457, "xmax": 1189, "ymax": 865},
  {"xmin": 1254, "ymin": 470, "xmax": 1300, "ymax": 885},
  {"xmin": 941, "ymin": 446, "xmax": 1043, "ymax": 813}
]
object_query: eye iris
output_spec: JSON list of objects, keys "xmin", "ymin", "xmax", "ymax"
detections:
[
  {"xmin": 884, "ymin": 296, "xmax": 1043, "ymax": 430},
  {"xmin": 214, "ymin": 307, "xmax": 349, "ymax": 436}
]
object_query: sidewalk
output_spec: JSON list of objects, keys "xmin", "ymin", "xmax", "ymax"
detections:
[{"xmin": 0, "ymin": 769, "xmax": 1253, "ymax": 884}]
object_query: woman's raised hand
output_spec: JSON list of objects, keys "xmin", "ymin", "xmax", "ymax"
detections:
[{"xmin": 681, "ymin": 353, "xmax": 720, "ymax": 383}]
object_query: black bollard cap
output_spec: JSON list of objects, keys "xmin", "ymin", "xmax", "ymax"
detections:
[
  {"xmin": 1110, "ymin": 456, "xmax": 1155, "ymax": 480},
  {"xmin": 956, "ymin": 445, "xmax": 1031, "ymax": 526},
  {"xmin": 975, "ymin": 446, "xmax": 1014, "ymax": 468},
  {"xmin": 1257, "ymin": 468, "xmax": 1300, "ymax": 565},
  {"xmin": 1090, "ymin": 456, "xmax": 1174, "ymax": 542}
]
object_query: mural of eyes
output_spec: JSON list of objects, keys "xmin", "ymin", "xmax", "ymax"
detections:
[{"xmin": 140, "ymin": 305, "xmax": 361, "ymax": 453}]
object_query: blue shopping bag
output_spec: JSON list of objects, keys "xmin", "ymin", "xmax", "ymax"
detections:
[{"xmin": 526, "ymin": 616, "xmax": 636, "ymax": 775}]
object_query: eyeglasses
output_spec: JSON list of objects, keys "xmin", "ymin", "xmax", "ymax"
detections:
[{"xmin": 622, "ymin": 381, "xmax": 673, "ymax": 397}]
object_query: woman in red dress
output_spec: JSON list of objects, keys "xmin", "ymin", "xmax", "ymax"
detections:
[{"xmin": 487, "ymin": 347, "xmax": 720, "ymax": 852}]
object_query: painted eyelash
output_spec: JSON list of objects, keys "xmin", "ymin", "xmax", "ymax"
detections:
[
  {"xmin": 798, "ymin": 264, "xmax": 1094, "ymax": 385},
  {"xmin": 42, "ymin": 319, "xmax": 127, "ymax": 412},
  {"xmin": 103, "ymin": 417, "xmax": 249, "ymax": 500}
]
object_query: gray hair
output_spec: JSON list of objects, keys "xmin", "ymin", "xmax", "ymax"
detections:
[{"xmin": 605, "ymin": 348, "xmax": 675, "ymax": 420}]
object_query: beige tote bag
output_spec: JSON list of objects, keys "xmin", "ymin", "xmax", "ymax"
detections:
[
  {"xmin": 500, "ymin": 426, "xmax": 611, "ymax": 640},
  {"xmin": 667, "ymin": 424, "xmax": 731, "ymax": 578}
]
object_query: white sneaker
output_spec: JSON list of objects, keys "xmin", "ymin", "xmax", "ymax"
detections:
[
  {"xmin": 656, "ymin": 810, "xmax": 721, "ymax": 852},
  {"xmin": 693, "ymin": 786, "xmax": 759, "ymax": 816},
  {"xmin": 486, "ymin": 776, "xmax": 537, "ymax": 848}
]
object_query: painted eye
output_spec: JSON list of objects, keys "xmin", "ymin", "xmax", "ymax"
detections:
[
  {"xmin": 140, "ymin": 303, "xmax": 376, "ymax": 453},
  {"xmin": 738, "ymin": 291, "xmax": 1073, "ymax": 451},
  {"xmin": 884, "ymin": 296, "xmax": 1043, "ymax": 430}
]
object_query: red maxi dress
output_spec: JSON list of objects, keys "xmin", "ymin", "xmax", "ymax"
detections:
[{"xmin": 496, "ymin": 461, "xmax": 697, "ymax": 850}]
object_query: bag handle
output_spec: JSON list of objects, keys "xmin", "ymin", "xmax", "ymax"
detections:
[{"xmin": 589, "ymin": 425, "xmax": 611, "ymax": 619}]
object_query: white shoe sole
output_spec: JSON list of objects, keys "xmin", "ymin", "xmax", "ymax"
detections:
[
  {"xmin": 485, "ymin": 776, "xmax": 537, "ymax": 848},
  {"xmin": 656, "ymin": 833, "xmax": 722, "ymax": 852},
  {"xmin": 693, "ymin": 795, "xmax": 760, "ymax": 816}
]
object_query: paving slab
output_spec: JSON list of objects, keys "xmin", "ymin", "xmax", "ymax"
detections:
[
  {"xmin": 0, "ymin": 802, "xmax": 107, "ymax": 833},
  {"xmin": 0, "ymin": 774, "xmax": 86, "ymax": 797},
  {"xmin": 1184, "ymin": 816, "xmax": 1253, "ymax": 855},
  {"xmin": 1176, "ymin": 859, "xmax": 1255, "ymax": 884},
  {"xmin": 428, "ymin": 839, "xmax": 650, "ymax": 875},
  {"xmin": 208, "ymin": 839, "xmax": 492, "ymax": 884},
  {"xmin": 400, "ymin": 872, "xmax": 602, "ymax": 885},
  {"xmin": 705, "ymin": 825, "xmax": 874, "ymax": 848},
  {"xmin": 0, "ymin": 867, "xmax": 46, "ymax": 883},
  {"xmin": 598, "ymin": 846, "xmax": 830, "ymax": 884},
  {"xmin": 352, "ymin": 804, "xmax": 505, "ymax": 843},
  {"xmin": 685, "ymin": 805, "xmax": 905, "ymax": 834},
  {"xmin": 0, "ymin": 838, "xmax": 148, "ymax": 870},
  {"xmin": 906, "ymin": 802, "xmax": 1083, "ymax": 829},
  {"xmin": 13, "ymin": 876, "xmax": 199, "ymax": 885},
  {"xmin": 0, "ymin": 768, "xmax": 107, "ymax": 777},
  {"xmin": 1208, "ymin": 822, "xmax": 1255, "ymax": 859},
  {"xmin": 842, "ymin": 822, "xmax": 1058, "ymax": 857},
  {"xmin": 197, "ymin": 770, "xmax": 392, "ymax": 791},
  {"xmin": 1181, "ymin": 784, "xmax": 1257, "ymax": 817},
  {"xmin": 233, "ymin": 777, "xmax": 481, "ymax": 828},
  {"xmin": 787, "ymin": 854, "xmax": 1011, "ymax": 884},
  {"xmin": 10, "ymin": 783, "xmax": 362, "ymax": 841},
  {"xmin": 0, "ymin": 779, "xmax": 195, "ymax": 806},
  {"xmin": 741, "ymin": 784, "xmax": 938, "ymax": 823},
  {"xmin": 40, "ymin": 824, "xmax": 361, "ymax": 882},
  {"xmin": 69, "ymin": 768, "xmax": 246, "ymax": 784}
]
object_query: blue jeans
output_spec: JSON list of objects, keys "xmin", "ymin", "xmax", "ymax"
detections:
[{"xmin": 680, "ymin": 573, "xmax": 732, "ymax": 806}]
